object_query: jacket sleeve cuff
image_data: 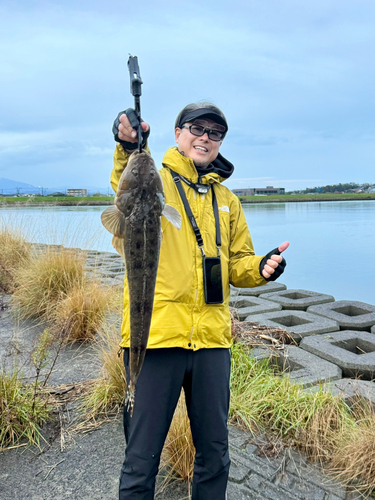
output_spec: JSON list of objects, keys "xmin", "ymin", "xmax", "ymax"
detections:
[{"xmin": 229, "ymin": 254, "xmax": 268, "ymax": 288}]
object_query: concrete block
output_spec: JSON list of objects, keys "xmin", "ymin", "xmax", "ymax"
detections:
[
  {"xmin": 230, "ymin": 282, "xmax": 287, "ymax": 298},
  {"xmin": 260, "ymin": 289, "xmax": 335, "ymax": 311},
  {"xmin": 307, "ymin": 300, "xmax": 375, "ymax": 332},
  {"xmin": 300, "ymin": 330, "xmax": 375, "ymax": 379},
  {"xmin": 91, "ymin": 251, "xmax": 119, "ymax": 259},
  {"xmin": 100, "ymin": 277, "xmax": 124, "ymax": 287},
  {"xmin": 247, "ymin": 311, "xmax": 339, "ymax": 342},
  {"xmin": 272, "ymin": 346, "xmax": 342, "ymax": 387},
  {"xmin": 250, "ymin": 346, "xmax": 276, "ymax": 361},
  {"xmin": 307, "ymin": 379, "xmax": 375, "ymax": 408},
  {"xmin": 229, "ymin": 295, "xmax": 282, "ymax": 320}
]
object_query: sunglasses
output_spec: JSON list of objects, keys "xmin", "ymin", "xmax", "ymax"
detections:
[{"xmin": 181, "ymin": 124, "xmax": 225, "ymax": 142}]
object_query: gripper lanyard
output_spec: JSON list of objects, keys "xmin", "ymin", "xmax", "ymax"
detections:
[{"xmin": 169, "ymin": 169, "xmax": 221, "ymax": 255}]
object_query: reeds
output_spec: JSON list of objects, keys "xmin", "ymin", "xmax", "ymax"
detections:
[{"xmin": 0, "ymin": 226, "xmax": 31, "ymax": 293}]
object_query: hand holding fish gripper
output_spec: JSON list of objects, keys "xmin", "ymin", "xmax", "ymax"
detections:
[{"xmin": 127, "ymin": 55, "xmax": 143, "ymax": 153}]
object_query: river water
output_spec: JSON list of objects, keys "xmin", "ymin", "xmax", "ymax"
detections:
[{"xmin": 1, "ymin": 200, "xmax": 374, "ymax": 305}]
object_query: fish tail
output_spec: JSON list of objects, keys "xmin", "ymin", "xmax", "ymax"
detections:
[{"xmin": 125, "ymin": 382, "xmax": 136, "ymax": 417}]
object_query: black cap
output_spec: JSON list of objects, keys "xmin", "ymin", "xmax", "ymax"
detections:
[{"xmin": 177, "ymin": 108, "xmax": 228, "ymax": 132}]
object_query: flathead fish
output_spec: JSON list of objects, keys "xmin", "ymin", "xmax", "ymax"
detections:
[{"xmin": 101, "ymin": 150, "xmax": 181, "ymax": 415}]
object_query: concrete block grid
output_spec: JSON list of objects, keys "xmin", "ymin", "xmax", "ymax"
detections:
[{"xmin": 229, "ymin": 284, "xmax": 375, "ymax": 408}]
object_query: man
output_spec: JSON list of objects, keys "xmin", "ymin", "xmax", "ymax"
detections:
[{"xmin": 111, "ymin": 102, "xmax": 289, "ymax": 500}]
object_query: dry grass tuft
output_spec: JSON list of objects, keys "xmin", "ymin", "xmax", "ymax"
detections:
[
  {"xmin": 53, "ymin": 282, "xmax": 119, "ymax": 343},
  {"xmin": 13, "ymin": 248, "xmax": 87, "ymax": 320},
  {"xmin": 328, "ymin": 399, "xmax": 375, "ymax": 496},
  {"xmin": 0, "ymin": 227, "xmax": 31, "ymax": 293},
  {"xmin": 295, "ymin": 391, "xmax": 355, "ymax": 462},
  {"xmin": 80, "ymin": 322, "xmax": 127, "ymax": 419},
  {"xmin": 162, "ymin": 395, "xmax": 195, "ymax": 482}
]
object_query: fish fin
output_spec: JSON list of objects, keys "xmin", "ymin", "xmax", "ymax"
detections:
[
  {"xmin": 112, "ymin": 236, "xmax": 126, "ymax": 260},
  {"xmin": 101, "ymin": 206, "xmax": 125, "ymax": 236},
  {"xmin": 162, "ymin": 205, "xmax": 182, "ymax": 229}
]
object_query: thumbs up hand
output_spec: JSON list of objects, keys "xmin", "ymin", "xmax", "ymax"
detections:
[{"xmin": 259, "ymin": 241, "xmax": 290, "ymax": 281}]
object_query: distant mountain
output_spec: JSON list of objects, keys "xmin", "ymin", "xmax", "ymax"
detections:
[
  {"xmin": 0, "ymin": 178, "xmax": 111, "ymax": 196},
  {"xmin": 0, "ymin": 177, "xmax": 37, "ymax": 193}
]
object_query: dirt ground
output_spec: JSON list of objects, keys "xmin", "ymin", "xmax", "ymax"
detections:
[{"xmin": 0, "ymin": 294, "xmax": 190, "ymax": 499}]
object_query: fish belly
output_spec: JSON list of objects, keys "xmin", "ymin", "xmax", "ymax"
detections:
[{"xmin": 124, "ymin": 212, "xmax": 161, "ymax": 391}]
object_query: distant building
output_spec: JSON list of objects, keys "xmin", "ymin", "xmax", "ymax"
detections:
[
  {"xmin": 67, "ymin": 189, "xmax": 88, "ymax": 197},
  {"xmin": 232, "ymin": 186, "xmax": 285, "ymax": 196}
]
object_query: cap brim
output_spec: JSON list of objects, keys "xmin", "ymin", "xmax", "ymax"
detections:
[{"xmin": 178, "ymin": 108, "xmax": 228, "ymax": 131}]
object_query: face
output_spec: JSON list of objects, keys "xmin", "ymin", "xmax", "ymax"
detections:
[{"xmin": 175, "ymin": 119, "xmax": 223, "ymax": 168}]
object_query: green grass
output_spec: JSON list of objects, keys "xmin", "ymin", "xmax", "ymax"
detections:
[
  {"xmin": 0, "ymin": 367, "xmax": 50, "ymax": 450},
  {"xmin": 1, "ymin": 193, "xmax": 374, "ymax": 205},
  {"xmin": 0, "ymin": 196, "xmax": 114, "ymax": 205},
  {"xmin": 229, "ymin": 342, "xmax": 355, "ymax": 458},
  {"xmin": 238, "ymin": 192, "xmax": 375, "ymax": 203}
]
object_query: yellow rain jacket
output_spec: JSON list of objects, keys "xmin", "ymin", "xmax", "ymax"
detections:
[{"xmin": 111, "ymin": 145, "xmax": 267, "ymax": 350}]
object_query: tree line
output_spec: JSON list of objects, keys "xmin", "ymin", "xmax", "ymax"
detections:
[{"xmin": 288, "ymin": 182, "xmax": 374, "ymax": 194}]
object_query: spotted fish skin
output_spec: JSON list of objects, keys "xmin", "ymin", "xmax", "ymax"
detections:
[
  {"xmin": 101, "ymin": 150, "xmax": 181, "ymax": 416},
  {"xmin": 122, "ymin": 152, "xmax": 163, "ymax": 414}
]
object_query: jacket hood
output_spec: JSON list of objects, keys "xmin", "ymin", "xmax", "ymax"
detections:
[{"xmin": 162, "ymin": 147, "xmax": 234, "ymax": 184}]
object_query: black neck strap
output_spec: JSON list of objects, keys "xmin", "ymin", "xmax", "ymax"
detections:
[
  {"xmin": 176, "ymin": 173, "xmax": 211, "ymax": 194},
  {"xmin": 169, "ymin": 169, "xmax": 221, "ymax": 255}
]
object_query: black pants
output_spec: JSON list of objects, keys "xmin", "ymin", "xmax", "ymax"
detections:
[{"xmin": 119, "ymin": 347, "xmax": 231, "ymax": 500}]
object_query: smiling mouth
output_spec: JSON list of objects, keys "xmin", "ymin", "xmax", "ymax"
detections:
[{"xmin": 193, "ymin": 146, "xmax": 208, "ymax": 153}]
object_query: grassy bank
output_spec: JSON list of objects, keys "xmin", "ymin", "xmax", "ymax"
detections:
[
  {"xmin": 0, "ymin": 196, "xmax": 114, "ymax": 206},
  {"xmin": 238, "ymin": 192, "xmax": 375, "ymax": 203},
  {"xmin": 1, "ymin": 192, "xmax": 375, "ymax": 206}
]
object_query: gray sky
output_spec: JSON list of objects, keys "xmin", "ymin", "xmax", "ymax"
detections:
[{"xmin": 1, "ymin": 0, "xmax": 374, "ymax": 191}]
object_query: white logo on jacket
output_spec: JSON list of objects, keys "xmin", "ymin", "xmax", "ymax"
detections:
[{"xmin": 219, "ymin": 206, "xmax": 230, "ymax": 213}]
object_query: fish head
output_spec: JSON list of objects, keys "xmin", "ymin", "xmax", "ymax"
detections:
[{"xmin": 115, "ymin": 150, "xmax": 165, "ymax": 216}]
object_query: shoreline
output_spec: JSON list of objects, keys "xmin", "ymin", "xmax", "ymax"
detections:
[{"xmin": 0, "ymin": 194, "xmax": 375, "ymax": 207}]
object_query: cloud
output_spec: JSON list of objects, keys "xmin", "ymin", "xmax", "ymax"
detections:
[{"xmin": 0, "ymin": 0, "xmax": 374, "ymax": 190}]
